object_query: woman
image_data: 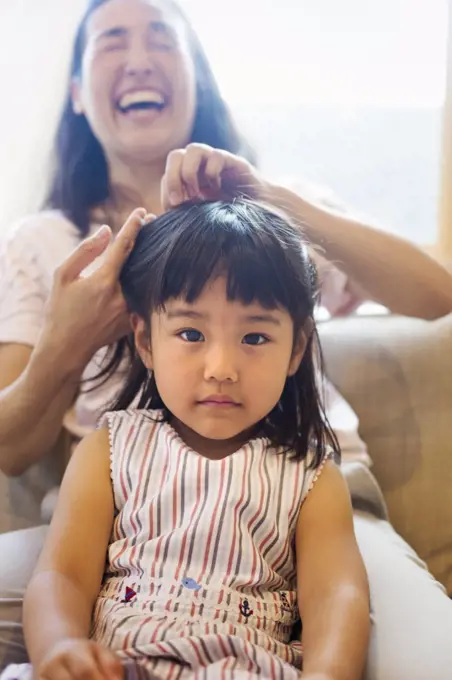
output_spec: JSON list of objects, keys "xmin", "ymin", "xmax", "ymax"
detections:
[{"xmin": 0, "ymin": 0, "xmax": 451, "ymax": 678}]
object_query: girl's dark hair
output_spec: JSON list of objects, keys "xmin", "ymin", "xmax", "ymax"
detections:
[
  {"xmin": 45, "ymin": 0, "xmax": 255, "ymax": 237},
  {"xmin": 110, "ymin": 200, "xmax": 340, "ymax": 467}
]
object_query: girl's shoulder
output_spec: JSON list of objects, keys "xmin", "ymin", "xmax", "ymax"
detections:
[
  {"xmin": 100, "ymin": 410, "xmax": 167, "ymax": 491},
  {"xmin": 100, "ymin": 408, "xmax": 165, "ymax": 444},
  {"xmin": 265, "ymin": 441, "xmax": 336, "ymax": 505}
]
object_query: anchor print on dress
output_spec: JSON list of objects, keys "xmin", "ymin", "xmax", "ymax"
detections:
[
  {"xmin": 121, "ymin": 586, "xmax": 137, "ymax": 603},
  {"xmin": 280, "ymin": 592, "xmax": 292, "ymax": 613},
  {"xmin": 239, "ymin": 598, "xmax": 253, "ymax": 622}
]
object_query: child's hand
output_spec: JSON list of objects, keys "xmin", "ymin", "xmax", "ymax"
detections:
[
  {"xmin": 161, "ymin": 143, "xmax": 271, "ymax": 210},
  {"xmin": 37, "ymin": 638, "xmax": 123, "ymax": 680}
]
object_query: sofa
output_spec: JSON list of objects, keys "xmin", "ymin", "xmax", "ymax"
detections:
[
  {"xmin": 320, "ymin": 312, "xmax": 452, "ymax": 594},
  {"xmin": 1, "ymin": 312, "xmax": 451, "ymax": 593}
]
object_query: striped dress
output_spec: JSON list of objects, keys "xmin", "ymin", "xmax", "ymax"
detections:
[{"xmin": 88, "ymin": 409, "xmax": 330, "ymax": 679}]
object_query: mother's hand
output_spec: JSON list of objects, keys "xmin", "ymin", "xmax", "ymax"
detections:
[
  {"xmin": 161, "ymin": 143, "xmax": 272, "ymax": 210},
  {"xmin": 40, "ymin": 208, "xmax": 148, "ymax": 370}
]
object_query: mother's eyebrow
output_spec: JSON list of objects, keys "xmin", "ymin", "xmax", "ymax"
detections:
[{"xmin": 94, "ymin": 26, "xmax": 128, "ymax": 41}]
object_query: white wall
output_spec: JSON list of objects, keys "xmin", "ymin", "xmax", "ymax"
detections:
[
  {"xmin": 0, "ymin": 0, "xmax": 87, "ymax": 230},
  {"xmin": 0, "ymin": 0, "xmax": 447, "ymax": 242}
]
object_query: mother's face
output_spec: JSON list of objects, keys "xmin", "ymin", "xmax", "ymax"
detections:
[{"xmin": 72, "ymin": 0, "xmax": 197, "ymax": 166}]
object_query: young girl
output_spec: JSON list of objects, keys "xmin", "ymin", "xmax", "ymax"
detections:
[{"xmin": 14, "ymin": 200, "xmax": 369, "ymax": 680}]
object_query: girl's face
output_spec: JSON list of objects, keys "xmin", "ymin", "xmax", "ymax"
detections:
[
  {"xmin": 133, "ymin": 277, "xmax": 306, "ymax": 457},
  {"xmin": 72, "ymin": 0, "xmax": 196, "ymax": 167}
]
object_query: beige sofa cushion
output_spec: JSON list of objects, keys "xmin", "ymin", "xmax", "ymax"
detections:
[
  {"xmin": 320, "ymin": 313, "xmax": 452, "ymax": 593},
  {"xmin": 0, "ymin": 431, "xmax": 68, "ymax": 534}
]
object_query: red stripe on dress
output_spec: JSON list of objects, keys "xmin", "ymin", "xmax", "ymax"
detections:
[
  {"xmin": 159, "ymin": 658, "xmax": 177, "ymax": 680},
  {"xmin": 130, "ymin": 614, "xmax": 154, "ymax": 648},
  {"xmin": 270, "ymin": 648, "xmax": 278, "ymax": 679},
  {"xmin": 256, "ymin": 453, "xmax": 284, "ymax": 557},
  {"xmin": 154, "ymin": 641, "xmax": 169, "ymax": 656},
  {"xmin": 118, "ymin": 421, "xmax": 135, "ymax": 506},
  {"xmin": 271, "ymin": 455, "xmax": 304, "ymax": 576},
  {"xmin": 111, "ymin": 416, "xmax": 141, "ymax": 570},
  {"xmin": 149, "ymin": 431, "xmax": 175, "ymax": 579},
  {"xmin": 236, "ymin": 448, "xmax": 266, "ymax": 591},
  {"xmin": 216, "ymin": 635, "xmax": 231, "ymax": 660},
  {"xmin": 163, "ymin": 450, "xmax": 204, "ymax": 613},
  {"xmin": 196, "ymin": 457, "xmax": 226, "ymax": 583},
  {"xmin": 166, "ymin": 661, "xmax": 179, "ymax": 680},
  {"xmin": 167, "ymin": 447, "xmax": 185, "ymax": 596},
  {"xmin": 150, "ymin": 617, "xmax": 169, "ymax": 643},
  {"xmin": 173, "ymin": 454, "xmax": 203, "ymax": 583},
  {"xmin": 223, "ymin": 447, "xmax": 251, "ymax": 584},
  {"xmin": 187, "ymin": 637, "xmax": 206, "ymax": 666},
  {"xmin": 127, "ymin": 423, "xmax": 156, "ymax": 574},
  {"xmin": 121, "ymin": 626, "xmax": 133, "ymax": 652},
  {"xmin": 256, "ymin": 600, "xmax": 262, "ymax": 630}
]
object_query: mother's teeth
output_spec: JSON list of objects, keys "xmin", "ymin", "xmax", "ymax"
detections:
[{"xmin": 119, "ymin": 90, "xmax": 164, "ymax": 108}]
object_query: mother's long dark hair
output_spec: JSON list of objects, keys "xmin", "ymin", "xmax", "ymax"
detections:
[
  {"xmin": 45, "ymin": 0, "xmax": 254, "ymax": 237},
  {"xmin": 109, "ymin": 200, "xmax": 340, "ymax": 468}
]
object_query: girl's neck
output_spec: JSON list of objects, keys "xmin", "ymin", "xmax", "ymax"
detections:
[
  {"xmin": 172, "ymin": 417, "xmax": 259, "ymax": 461},
  {"xmin": 95, "ymin": 156, "xmax": 166, "ymax": 234}
]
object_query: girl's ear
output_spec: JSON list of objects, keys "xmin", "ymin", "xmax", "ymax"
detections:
[
  {"xmin": 130, "ymin": 313, "xmax": 153, "ymax": 370},
  {"xmin": 287, "ymin": 318, "xmax": 314, "ymax": 376}
]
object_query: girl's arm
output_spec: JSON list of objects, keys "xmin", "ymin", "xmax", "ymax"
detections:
[
  {"xmin": 296, "ymin": 461, "xmax": 370, "ymax": 680},
  {"xmin": 23, "ymin": 427, "xmax": 115, "ymax": 671}
]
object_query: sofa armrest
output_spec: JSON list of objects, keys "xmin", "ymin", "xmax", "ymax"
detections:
[{"xmin": 319, "ymin": 313, "xmax": 452, "ymax": 592}]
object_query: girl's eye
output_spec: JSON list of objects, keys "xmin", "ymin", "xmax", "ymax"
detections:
[
  {"xmin": 179, "ymin": 329, "xmax": 204, "ymax": 343},
  {"xmin": 242, "ymin": 333, "xmax": 269, "ymax": 346}
]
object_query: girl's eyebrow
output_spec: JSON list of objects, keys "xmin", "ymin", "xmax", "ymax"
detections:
[
  {"xmin": 242, "ymin": 314, "xmax": 281, "ymax": 326},
  {"xmin": 166, "ymin": 309, "xmax": 208, "ymax": 321}
]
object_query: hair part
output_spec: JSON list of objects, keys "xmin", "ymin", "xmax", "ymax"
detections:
[
  {"xmin": 103, "ymin": 200, "xmax": 340, "ymax": 468},
  {"xmin": 45, "ymin": 0, "xmax": 255, "ymax": 237}
]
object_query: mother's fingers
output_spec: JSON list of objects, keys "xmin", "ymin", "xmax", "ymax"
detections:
[
  {"xmin": 203, "ymin": 150, "xmax": 227, "ymax": 192},
  {"xmin": 163, "ymin": 149, "xmax": 185, "ymax": 208},
  {"xmin": 104, "ymin": 207, "xmax": 147, "ymax": 275},
  {"xmin": 56, "ymin": 225, "xmax": 112, "ymax": 285},
  {"xmin": 180, "ymin": 146, "xmax": 207, "ymax": 198}
]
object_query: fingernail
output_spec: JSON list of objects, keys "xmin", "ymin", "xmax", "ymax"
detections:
[
  {"xmin": 94, "ymin": 225, "xmax": 110, "ymax": 239},
  {"xmin": 144, "ymin": 213, "xmax": 156, "ymax": 223}
]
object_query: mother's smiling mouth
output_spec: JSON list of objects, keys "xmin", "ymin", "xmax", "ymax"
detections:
[{"xmin": 116, "ymin": 88, "xmax": 167, "ymax": 113}]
